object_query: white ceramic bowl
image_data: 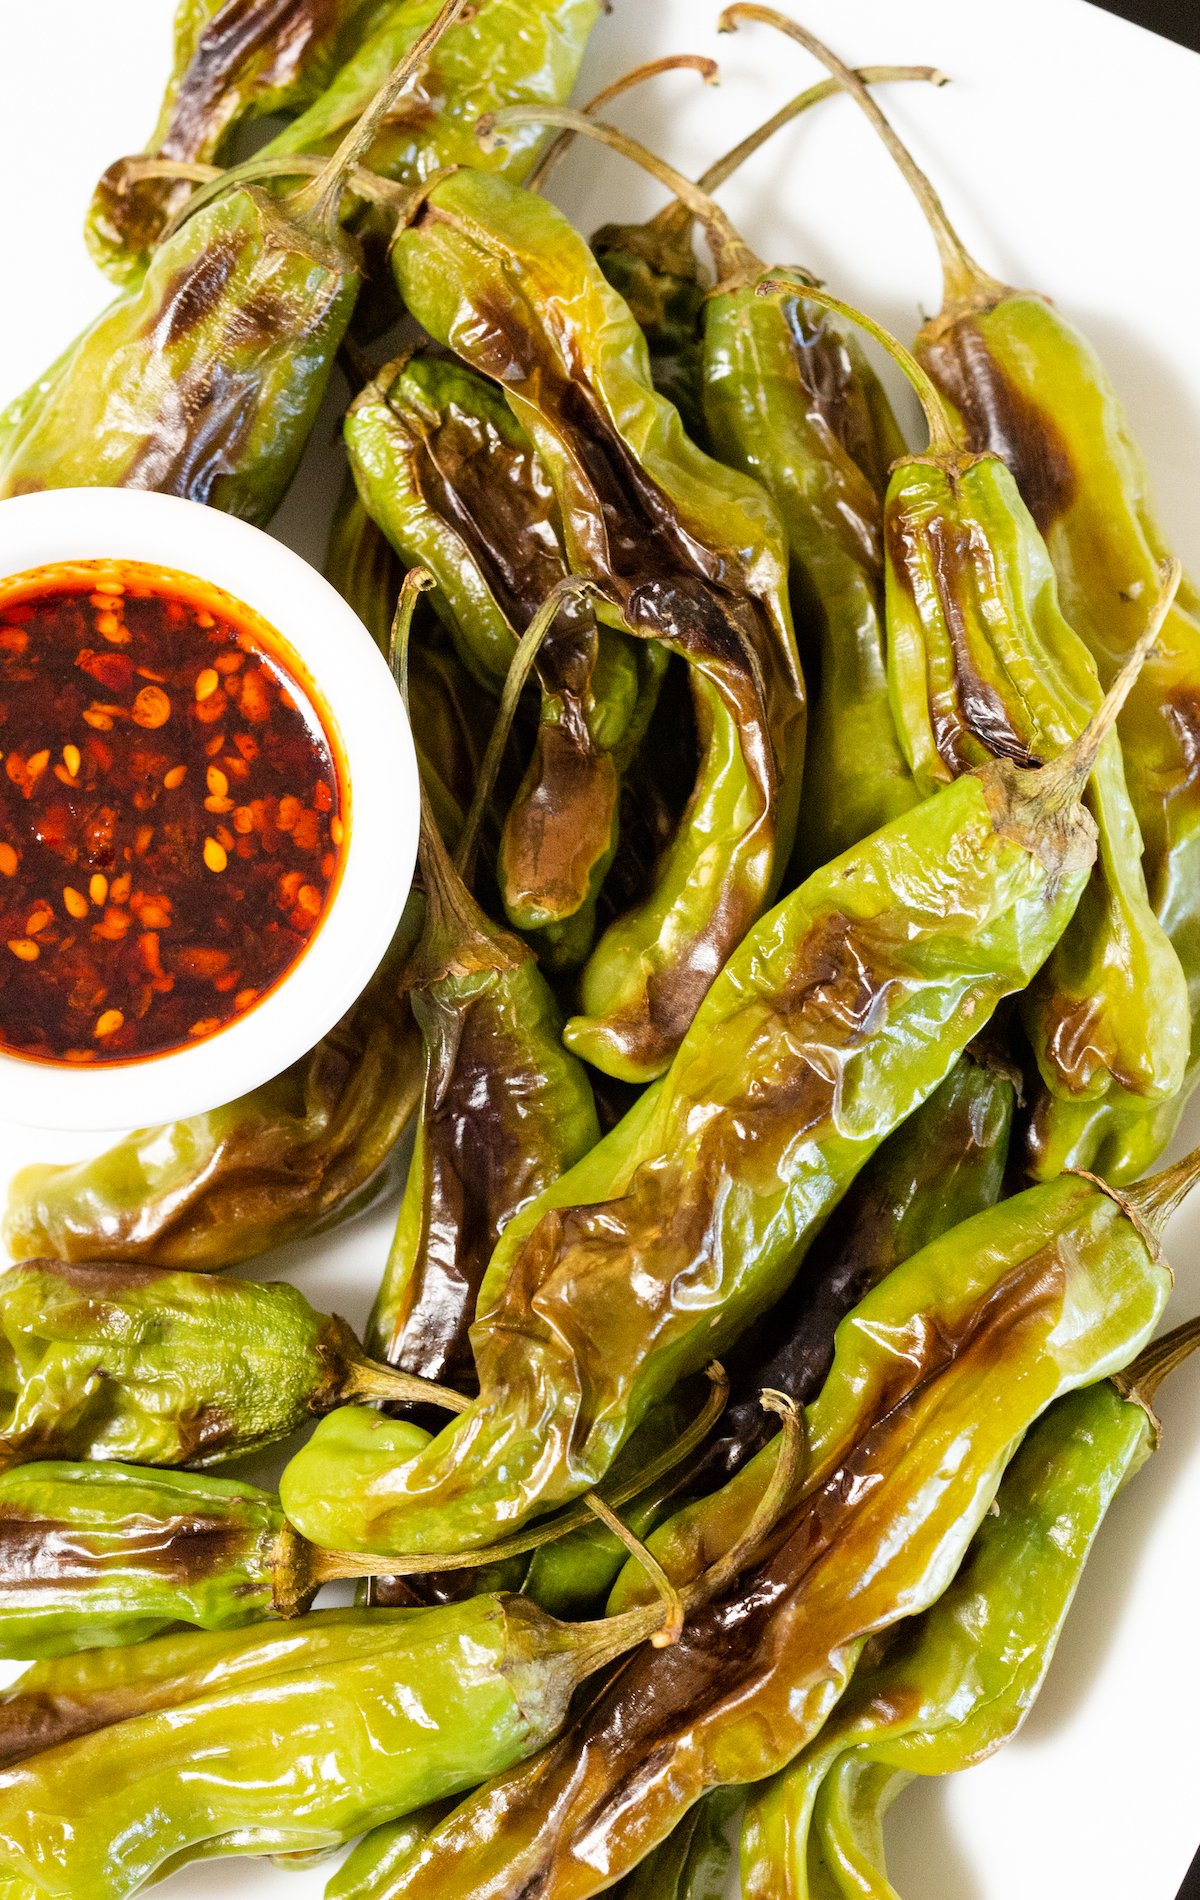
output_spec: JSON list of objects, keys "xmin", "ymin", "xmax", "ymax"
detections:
[{"xmin": 0, "ymin": 488, "xmax": 418, "ymax": 1131}]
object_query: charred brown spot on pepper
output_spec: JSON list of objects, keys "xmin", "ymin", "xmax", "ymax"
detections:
[{"xmin": 921, "ymin": 321, "xmax": 1077, "ymax": 534}]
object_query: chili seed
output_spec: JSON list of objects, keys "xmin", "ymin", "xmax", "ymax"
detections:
[
  {"xmin": 82, "ymin": 709, "xmax": 114, "ymax": 731},
  {"xmin": 203, "ymin": 838, "xmax": 228, "ymax": 874},
  {"xmin": 234, "ymin": 988, "xmax": 258, "ymax": 1010},
  {"xmin": 204, "ymin": 796, "xmax": 234, "ymax": 815},
  {"xmin": 206, "ymin": 766, "xmax": 229, "ymax": 798},
  {"xmin": 0, "ymin": 844, "xmax": 17, "ymax": 877},
  {"xmin": 232, "ymin": 806, "xmax": 254, "ymax": 834},
  {"xmin": 63, "ymin": 886, "xmax": 89, "ymax": 919},
  {"xmin": 7, "ymin": 939, "xmax": 39, "ymax": 962},
  {"xmin": 89, "ymin": 874, "xmax": 109, "ymax": 906},
  {"xmin": 27, "ymin": 750, "xmax": 49, "ymax": 780},
  {"xmin": 195, "ymin": 669, "xmax": 220, "ymax": 702},
  {"xmin": 26, "ymin": 906, "xmax": 54, "ymax": 936},
  {"xmin": 94, "ymin": 1009, "xmax": 124, "ymax": 1039},
  {"xmin": 296, "ymin": 884, "xmax": 322, "ymax": 917},
  {"xmin": 188, "ymin": 1017, "xmax": 221, "ymax": 1039},
  {"xmin": 132, "ymin": 686, "xmax": 171, "ymax": 730},
  {"xmin": 61, "ymin": 745, "xmax": 81, "ymax": 777},
  {"xmin": 163, "ymin": 765, "xmax": 187, "ymax": 790},
  {"xmin": 109, "ymin": 874, "xmax": 131, "ymax": 905}
]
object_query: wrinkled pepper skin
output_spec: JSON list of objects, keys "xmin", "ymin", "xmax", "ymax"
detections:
[
  {"xmin": 280, "ymin": 746, "xmax": 1097, "ymax": 1561},
  {"xmin": 0, "ymin": 1461, "xmax": 293, "ymax": 1657},
  {"xmin": 740, "ymin": 1377, "xmax": 1152, "ymax": 1900},
  {"xmin": 346, "ymin": 351, "xmax": 643, "ymax": 956},
  {"xmin": 4, "ymin": 947, "xmax": 422, "ymax": 1268},
  {"xmin": 920, "ymin": 293, "xmax": 1200, "ymax": 1181},
  {"xmin": 374, "ymin": 1161, "xmax": 1172, "ymax": 1899},
  {"xmin": 0, "ymin": 184, "xmax": 356, "ymax": 523},
  {"xmin": 391, "ymin": 170, "xmax": 807, "ymax": 1082},
  {"xmin": 704, "ymin": 268, "xmax": 918, "ymax": 872},
  {"xmin": 0, "ymin": 1592, "xmax": 647, "ymax": 1893},
  {"xmin": 365, "ymin": 826, "xmax": 599, "ymax": 1401},
  {"xmin": 885, "ymin": 449, "xmax": 1187, "ymax": 1178},
  {"xmin": 593, "ymin": 208, "xmax": 710, "ymax": 448},
  {"xmin": 86, "ymin": 0, "xmax": 395, "ymax": 283},
  {"xmin": 0, "ymin": 1260, "xmax": 411, "ymax": 1472}
]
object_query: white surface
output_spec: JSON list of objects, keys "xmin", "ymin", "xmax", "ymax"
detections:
[
  {"xmin": 0, "ymin": 489, "xmax": 418, "ymax": 1128},
  {"xmin": 0, "ymin": 0, "xmax": 1198, "ymax": 1893}
]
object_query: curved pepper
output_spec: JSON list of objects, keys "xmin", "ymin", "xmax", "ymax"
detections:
[
  {"xmin": 0, "ymin": 1260, "xmax": 460, "ymax": 1472},
  {"xmin": 345, "ymin": 350, "xmax": 645, "ymax": 959},
  {"xmin": 85, "ymin": 0, "xmax": 397, "ymax": 283},
  {"xmin": 739, "ymin": 1320, "xmax": 1200, "ymax": 1898},
  {"xmin": 363, "ymin": 1137, "xmax": 1186, "ymax": 1898},
  {"xmin": 391, "ymin": 167, "xmax": 806, "ymax": 1082},
  {"xmin": 279, "ymin": 673, "xmax": 1119, "ymax": 1560}
]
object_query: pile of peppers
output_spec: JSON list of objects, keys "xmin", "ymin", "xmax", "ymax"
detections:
[{"xmin": 0, "ymin": 3, "xmax": 1197, "ymax": 1896}]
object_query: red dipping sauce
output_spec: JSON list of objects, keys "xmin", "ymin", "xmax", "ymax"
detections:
[{"xmin": 0, "ymin": 559, "xmax": 346, "ymax": 1066}]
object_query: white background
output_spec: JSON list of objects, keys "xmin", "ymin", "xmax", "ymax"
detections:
[{"xmin": 0, "ymin": 1, "xmax": 1198, "ymax": 1895}]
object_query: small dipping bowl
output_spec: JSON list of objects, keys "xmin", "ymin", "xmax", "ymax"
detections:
[{"xmin": 0, "ymin": 489, "xmax": 417, "ymax": 1130}]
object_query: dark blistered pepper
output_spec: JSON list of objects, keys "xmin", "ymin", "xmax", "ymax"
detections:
[
  {"xmin": 365, "ymin": 786, "xmax": 599, "ymax": 1401},
  {"xmin": 0, "ymin": 1259, "xmax": 463, "ymax": 1472},
  {"xmin": 0, "ymin": 1, "xmax": 468, "ymax": 522},
  {"xmin": 733, "ymin": 8, "xmax": 1200, "ymax": 1184},
  {"xmin": 390, "ymin": 167, "xmax": 807, "ymax": 1082},
  {"xmin": 85, "ymin": 0, "xmax": 397, "ymax": 283},
  {"xmin": 384, "ymin": 1142, "xmax": 1192, "ymax": 1899},
  {"xmin": 739, "ymin": 1319, "xmax": 1200, "ymax": 1899},
  {"xmin": 345, "ymin": 350, "xmax": 646, "ymax": 961},
  {"xmin": 276, "ymin": 626, "xmax": 1158, "ymax": 1562}
]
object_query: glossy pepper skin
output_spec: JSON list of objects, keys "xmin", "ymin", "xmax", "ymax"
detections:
[
  {"xmin": 884, "ymin": 447, "xmax": 1187, "ymax": 1179},
  {"xmin": 365, "ymin": 803, "xmax": 599, "ymax": 1402},
  {"xmin": 617, "ymin": 1790, "xmax": 740, "ymax": 1900},
  {"xmin": 0, "ymin": 1259, "xmax": 442, "ymax": 1472},
  {"xmin": 704, "ymin": 268, "xmax": 917, "ymax": 871},
  {"xmin": 368, "ymin": 1149, "xmax": 1177, "ymax": 1899},
  {"xmin": 345, "ymin": 350, "xmax": 644, "ymax": 960},
  {"xmin": 391, "ymin": 169, "xmax": 807, "ymax": 1083},
  {"xmin": 280, "ymin": 736, "xmax": 1099, "ymax": 1562},
  {"xmin": 0, "ymin": 1591, "xmax": 660, "ymax": 1892},
  {"xmin": 326, "ymin": 1805, "xmax": 451, "ymax": 1900},
  {"xmin": 592, "ymin": 206, "xmax": 709, "ymax": 448},
  {"xmin": 739, "ymin": 1371, "xmax": 1159, "ymax": 1899},
  {"xmin": 85, "ymin": 0, "xmax": 396, "ymax": 283}
]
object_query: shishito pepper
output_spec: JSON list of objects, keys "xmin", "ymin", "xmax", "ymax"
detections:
[
  {"xmin": 85, "ymin": 0, "xmax": 397, "ymax": 283},
  {"xmin": 381, "ymin": 1141, "xmax": 1192, "ymax": 1899},
  {"xmin": 0, "ymin": 0, "xmax": 470, "ymax": 521},
  {"xmin": 0, "ymin": 1259, "xmax": 464, "ymax": 1472},
  {"xmin": 345, "ymin": 351, "xmax": 645, "ymax": 961},
  {"xmin": 390, "ymin": 167, "xmax": 807, "ymax": 1082},
  {"xmin": 0, "ymin": 1443, "xmax": 791, "ymax": 1891},
  {"xmin": 739, "ymin": 1319, "xmax": 1200, "ymax": 1900},
  {"xmin": 732, "ymin": 8, "xmax": 1200, "ymax": 1184},
  {"xmin": 277, "ymin": 610, "xmax": 1163, "ymax": 1563}
]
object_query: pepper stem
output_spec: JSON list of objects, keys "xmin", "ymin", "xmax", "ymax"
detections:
[
  {"xmin": 1114, "ymin": 1315, "xmax": 1200, "ymax": 1411},
  {"xmin": 755, "ymin": 276, "xmax": 959, "ymax": 457},
  {"xmin": 529, "ymin": 54, "xmax": 720, "ymax": 192},
  {"xmin": 123, "ymin": 152, "xmax": 414, "ymax": 212},
  {"xmin": 1033, "ymin": 561, "xmax": 1181, "ymax": 804},
  {"xmin": 288, "ymin": 0, "xmax": 470, "ymax": 240},
  {"xmin": 719, "ymin": 4, "xmax": 1006, "ymax": 315},
  {"xmin": 695, "ymin": 1390, "xmax": 806, "ymax": 1601},
  {"xmin": 1122, "ymin": 1137, "xmax": 1200, "ymax": 1241},
  {"xmin": 477, "ymin": 105, "xmax": 760, "ymax": 286},
  {"xmin": 455, "ymin": 574, "xmax": 602, "ymax": 881},
  {"xmin": 585, "ymin": 1495, "xmax": 685, "ymax": 1648},
  {"xmin": 306, "ymin": 1362, "xmax": 729, "ymax": 1580},
  {"xmin": 340, "ymin": 1349, "xmax": 472, "ymax": 1415}
]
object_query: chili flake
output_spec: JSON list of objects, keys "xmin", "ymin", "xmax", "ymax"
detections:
[{"xmin": 0, "ymin": 559, "xmax": 346, "ymax": 1066}]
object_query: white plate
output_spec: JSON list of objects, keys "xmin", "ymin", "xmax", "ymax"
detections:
[{"xmin": 0, "ymin": 1, "xmax": 1198, "ymax": 1895}]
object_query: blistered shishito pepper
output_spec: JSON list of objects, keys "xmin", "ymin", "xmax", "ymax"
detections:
[
  {"xmin": 277, "ymin": 616, "xmax": 1165, "ymax": 1563},
  {"xmin": 740, "ymin": 1320, "xmax": 1200, "ymax": 1900},
  {"xmin": 0, "ymin": 1259, "xmax": 463, "ymax": 1472},
  {"xmin": 364, "ymin": 1132, "xmax": 1190, "ymax": 1899},
  {"xmin": 365, "ymin": 782, "xmax": 599, "ymax": 1401},
  {"xmin": 733, "ymin": 8, "xmax": 1200, "ymax": 1184},
  {"xmin": 0, "ymin": 1, "xmax": 469, "ymax": 521},
  {"xmin": 327, "ymin": 1806, "xmax": 452, "ymax": 1900},
  {"xmin": 345, "ymin": 351, "xmax": 646, "ymax": 961},
  {"xmin": 390, "ymin": 168, "xmax": 807, "ymax": 1082},
  {"xmin": 85, "ymin": 0, "xmax": 396, "ymax": 283},
  {"xmin": 616, "ymin": 1791, "xmax": 741, "ymax": 1900},
  {"xmin": 0, "ymin": 1461, "xmax": 787, "ymax": 1891}
]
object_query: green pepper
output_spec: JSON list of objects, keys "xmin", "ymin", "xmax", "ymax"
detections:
[
  {"xmin": 326, "ymin": 1806, "xmax": 452, "ymax": 1900},
  {"xmin": 0, "ymin": 1581, "xmax": 673, "ymax": 1892},
  {"xmin": 364, "ymin": 1133, "xmax": 1188, "ymax": 1898},
  {"xmin": 345, "ymin": 350, "xmax": 645, "ymax": 961},
  {"xmin": 616, "ymin": 1791, "xmax": 741, "ymax": 1900},
  {"xmin": 0, "ymin": 1259, "xmax": 462, "ymax": 1472},
  {"xmin": 365, "ymin": 785, "xmax": 599, "ymax": 1399},
  {"xmin": 0, "ymin": 1, "xmax": 468, "ymax": 521},
  {"xmin": 731, "ymin": 7, "xmax": 1200, "ymax": 1183},
  {"xmin": 390, "ymin": 167, "xmax": 806, "ymax": 1082},
  {"xmin": 739, "ymin": 1320, "xmax": 1200, "ymax": 1899},
  {"xmin": 278, "ymin": 610, "xmax": 1158, "ymax": 1562},
  {"xmin": 85, "ymin": 0, "xmax": 397, "ymax": 284}
]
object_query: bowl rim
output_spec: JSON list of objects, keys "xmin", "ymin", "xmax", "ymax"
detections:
[{"xmin": 0, "ymin": 488, "xmax": 417, "ymax": 1132}]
